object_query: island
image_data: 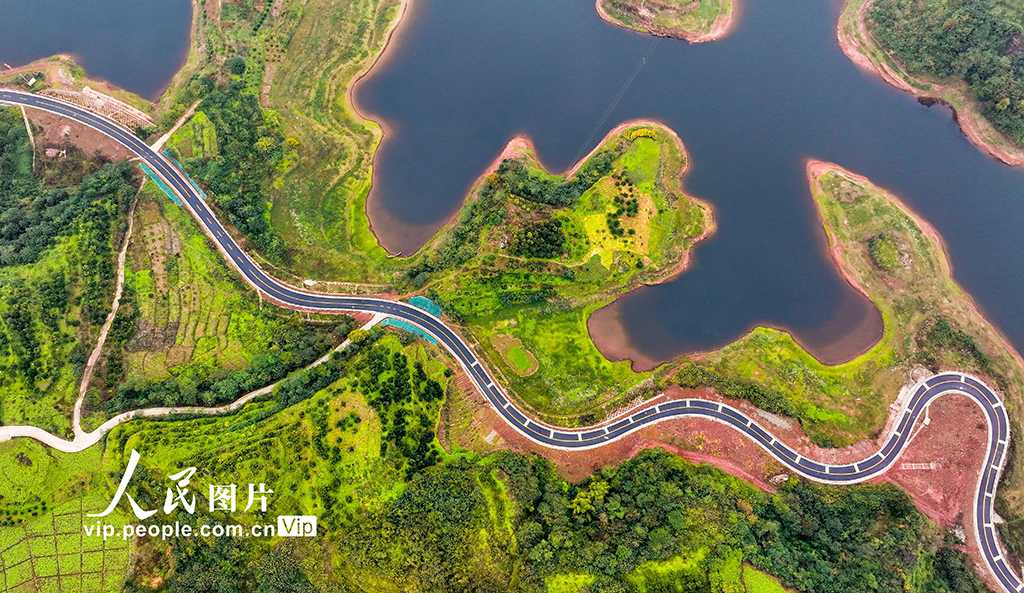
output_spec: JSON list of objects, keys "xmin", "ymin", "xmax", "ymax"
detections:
[{"xmin": 596, "ymin": 0, "xmax": 735, "ymax": 42}]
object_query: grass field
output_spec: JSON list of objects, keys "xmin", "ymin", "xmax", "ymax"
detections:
[
  {"xmin": 105, "ymin": 393, "xmax": 388, "ymax": 531},
  {"xmin": 0, "ymin": 440, "xmax": 130, "ymax": 593},
  {"xmin": 506, "ymin": 346, "xmax": 534, "ymax": 374},
  {"xmin": 498, "ymin": 335, "xmax": 538, "ymax": 376},
  {"xmin": 1, "ymin": 329, "xmax": 459, "ymax": 592},
  {"xmin": 165, "ymin": 110, "xmax": 218, "ymax": 160},
  {"xmin": 627, "ymin": 550, "xmax": 709, "ymax": 592},
  {"xmin": 545, "ymin": 573, "xmax": 596, "ymax": 593},
  {"xmin": 150, "ymin": 0, "xmax": 402, "ymax": 280},
  {"xmin": 473, "ymin": 304, "xmax": 646, "ymax": 420},
  {"xmin": 266, "ymin": 0, "xmax": 402, "ymax": 280},
  {"xmin": 624, "ymin": 548, "xmax": 792, "ymax": 592},
  {"xmin": 742, "ymin": 565, "xmax": 792, "ymax": 592}
]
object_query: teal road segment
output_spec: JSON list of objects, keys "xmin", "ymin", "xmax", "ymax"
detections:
[{"xmin": 1, "ymin": 89, "xmax": 1019, "ymax": 592}]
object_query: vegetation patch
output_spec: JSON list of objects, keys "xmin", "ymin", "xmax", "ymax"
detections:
[
  {"xmin": 837, "ymin": 0, "xmax": 1024, "ymax": 164},
  {"xmin": 867, "ymin": 232, "xmax": 905, "ymax": 275},
  {"xmin": 500, "ymin": 447, "xmax": 982, "ymax": 593},
  {"xmin": 0, "ymin": 440, "xmax": 129, "ymax": 592},
  {"xmin": 742, "ymin": 564, "xmax": 794, "ymax": 592},
  {"xmin": 0, "ymin": 108, "xmax": 138, "ymax": 435},
  {"xmin": 86, "ymin": 184, "xmax": 356, "ymax": 425},
  {"xmin": 493, "ymin": 333, "xmax": 539, "ymax": 376},
  {"xmin": 869, "ymin": 0, "xmax": 1024, "ymax": 145},
  {"xmin": 0, "ymin": 493, "xmax": 130, "ymax": 593},
  {"xmin": 165, "ymin": 110, "xmax": 218, "ymax": 160}
]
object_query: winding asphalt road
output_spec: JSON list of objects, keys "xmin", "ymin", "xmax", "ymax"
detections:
[{"xmin": 1, "ymin": 89, "xmax": 1020, "ymax": 592}]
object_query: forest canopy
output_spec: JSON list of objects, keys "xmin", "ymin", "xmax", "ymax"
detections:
[
  {"xmin": 0, "ymin": 110, "xmax": 136, "ymax": 267},
  {"xmin": 870, "ymin": 0, "xmax": 1024, "ymax": 143}
]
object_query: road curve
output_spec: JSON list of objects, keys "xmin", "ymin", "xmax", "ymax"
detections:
[{"xmin": 0, "ymin": 90, "xmax": 1020, "ymax": 592}]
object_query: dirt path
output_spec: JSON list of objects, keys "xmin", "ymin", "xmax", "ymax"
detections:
[
  {"xmin": 150, "ymin": 100, "xmax": 200, "ymax": 151},
  {"xmin": 73, "ymin": 180, "xmax": 144, "ymax": 439},
  {"xmin": 0, "ymin": 313, "xmax": 386, "ymax": 453},
  {"xmin": 19, "ymin": 105, "xmax": 35, "ymax": 171}
]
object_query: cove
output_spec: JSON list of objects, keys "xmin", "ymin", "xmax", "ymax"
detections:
[
  {"xmin": 354, "ymin": 0, "xmax": 1024, "ymax": 367},
  {"xmin": 0, "ymin": 0, "xmax": 192, "ymax": 99}
]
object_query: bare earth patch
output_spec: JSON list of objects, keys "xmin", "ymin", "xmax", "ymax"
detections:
[{"xmin": 24, "ymin": 107, "xmax": 135, "ymax": 162}]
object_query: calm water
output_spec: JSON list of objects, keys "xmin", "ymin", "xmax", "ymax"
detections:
[
  {"xmin": 355, "ymin": 0, "xmax": 1024, "ymax": 365},
  {"xmin": 0, "ymin": 0, "xmax": 191, "ymax": 99}
]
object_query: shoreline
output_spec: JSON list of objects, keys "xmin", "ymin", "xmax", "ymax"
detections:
[
  {"xmin": 345, "ymin": 0, "xmax": 413, "ymax": 127},
  {"xmin": 587, "ymin": 161, "xmax": 914, "ymax": 375},
  {"xmin": 382, "ymin": 118, "xmax": 713, "ymax": 262},
  {"xmin": 836, "ymin": 0, "xmax": 1024, "ymax": 167},
  {"xmin": 594, "ymin": 0, "xmax": 737, "ymax": 44},
  {"xmin": 806, "ymin": 159, "xmax": 948, "ymax": 275},
  {"xmin": 1, "ymin": 54, "xmax": 158, "ymax": 112},
  {"xmin": 346, "ymin": 0, "xmax": 416, "ymax": 256},
  {"xmin": 806, "ymin": 159, "xmax": 1024, "ymax": 374},
  {"xmin": 589, "ymin": 310, "xmax": 885, "ymax": 374}
]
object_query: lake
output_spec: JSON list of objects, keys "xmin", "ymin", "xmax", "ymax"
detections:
[
  {"xmin": 5, "ymin": 0, "xmax": 1023, "ymax": 369},
  {"xmin": 0, "ymin": 0, "xmax": 192, "ymax": 99},
  {"xmin": 354, "ymin": 0, "xmax": 1024, "ymax": 367}
]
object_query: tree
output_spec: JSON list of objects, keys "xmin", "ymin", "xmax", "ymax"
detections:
[
  {"xmin": 255, "ymin": 137, "xmax": 276, "ymax": 153},
  {"xmin": 227, "ymin": 56, "xmax": 247, "ymax": 75}
]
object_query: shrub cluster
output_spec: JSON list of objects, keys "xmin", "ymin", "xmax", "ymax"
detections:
[{"xmin": 509, "ymin": 219, "xmax": 566, "ymax": 259}]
